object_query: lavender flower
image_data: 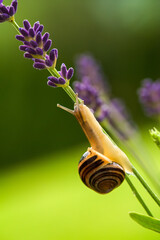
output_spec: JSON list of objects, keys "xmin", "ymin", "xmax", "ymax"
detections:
[
  {"xmin": 0, "ymin": 0, "xmax": 17, "ymax": 23},
  {"xmin": 47, "ymin": 63, "xmax": 74, "ymax": 88},
  {"xmin": 74, "ymin": 77, "xmax": 102, "ymax": 111},
  {"xmin": 16, "ymin": 20, "xmax": 58, "ymax": 70},
  {"xmin": 138, "ymin": 78, "xmax": 160, "ymax": 117},
  {"xmin": 76, "ymin": 54, "xmax": 110, "ymax": 96},
  {"xmin": 15, "ymin": 19, "xmax": 75, "ymax": 88},
  {"xmin": 74, "ymin": 54, "xmax": 136, "ymax": 140}
]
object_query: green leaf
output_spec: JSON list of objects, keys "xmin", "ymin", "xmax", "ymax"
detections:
[{"xmin": 129, "ymin": 212, "xmax": 160, "ymax": 233}]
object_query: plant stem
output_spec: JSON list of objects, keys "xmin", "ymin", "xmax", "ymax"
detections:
[
  {"xmin": 125, "ymin": 174, "xmax": 153, "ymax": 217},
  {"xmin": 11, "ymin": 19, "xmax": 20, "ymax": 33},
  {"xmin": 125, "ymin": 141, "xmax": 160, "ymax": 192},
  {"xmin": 63, "ymin": 86, "xmax": 83, "ymax": 104},
  {"xmin": 133, "ymin": 166, "xmax": 160, "ymax": 207}
]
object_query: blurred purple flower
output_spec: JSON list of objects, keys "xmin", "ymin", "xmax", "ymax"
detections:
[
  {"xmin": 75, "ymin": 54, "xmax": 110, "ymax": 96},
  {"xmin": 74, "ymin": 77, "xmax": 102, "ymax": 111},
  {"xmin": 74, "ymin": 53, "xmax": 136, "ymax": 140},
  {"xmin": 47, "ymin": 63, "xmax": 74, "ymax": 88},
  {"xmin": 138, "ymin": 78, "xmax": 160, "ymax": 117},
  {"xmin": 0, "ymin": 0, "xmax": 17, "ymax": 23},
  {"xmin": 16, "ymin": 20, "xmax": 58, "ymax": 70}
]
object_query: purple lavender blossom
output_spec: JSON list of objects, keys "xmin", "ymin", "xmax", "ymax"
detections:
[
  {"xmin": 74, "ymin": 54, "xmax": 136, "ymax": 140},
  {"xmin": 76, "ymin": 54, "xmax": 110, "ymax": 96},
  {"xmin": 0, "ymin": 0, "xmax": 17, "ymax": 23},
  {"xmin": 16, "ymin": 20, "xmax": 58, "ymax": 70},
  {"xmin": 74, "ymin": 77, "xmax": 102, "ymax": 111},
  {"xmin": 47, "ymin": 63, "xmax": 74, "ymax": 88},
  {"xmin": 138, "ymin": 78, "xmax": 160, "ymax": 117}
]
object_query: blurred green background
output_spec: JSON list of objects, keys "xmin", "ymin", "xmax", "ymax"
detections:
[{"xmin": 0, "ymin": 0, "xmax": 160, "ymax": 239}]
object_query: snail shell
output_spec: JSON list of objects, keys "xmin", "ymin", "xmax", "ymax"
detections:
[{"xmin": 78, "ymin": 148, "xmax": 125, "ymax": 194}]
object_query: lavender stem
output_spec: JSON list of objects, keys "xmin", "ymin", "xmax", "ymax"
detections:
[
  {"xmin": 125, "ymin": 174, "xmax": 153, "ymax": 217},
  {"xmin": 11, "ymin": 19, "xmax": 19, "ymax": 33}
]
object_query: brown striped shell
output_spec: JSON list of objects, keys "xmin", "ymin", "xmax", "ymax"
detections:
[{"xmin": 78, "ymin": 148, "xmax": 125, "ymax": 194}]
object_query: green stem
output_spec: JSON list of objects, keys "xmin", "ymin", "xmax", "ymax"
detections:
[
  {"xmin": 125, "ymin": 174, "xmax": 153, "ymax": 217},
  {"xmin": 125, "ymin": 141, "xmax": 160, "ymax": 192},
  {"xmin": 63, "ymin": 86, "xmax": 83, "ymax": 104},
  {"xmin": 11, "ymin": 19, "xmax": 20, "ymax": 33},
  {"xmin": 133, "ymin": 166, "xmax": 160, "ymax": 207}
]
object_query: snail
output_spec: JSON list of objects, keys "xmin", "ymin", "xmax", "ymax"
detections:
[{"xmin": 57, "ymin": 95, "xmax": 133, "ymax": 194}]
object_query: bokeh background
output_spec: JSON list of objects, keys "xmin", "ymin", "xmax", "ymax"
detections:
[{"xmin": 0, "ymin": 0, "xmax": 160, "ymax": 239}]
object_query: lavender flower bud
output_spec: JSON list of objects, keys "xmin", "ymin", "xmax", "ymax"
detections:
[
  {"xmin": 37, "ymin": 24, "xmax": 44, "ymax": 33},
  {"xmin": 54, "ymin": 49, "xmax": 58, "ymax": 59},
  {"xmin": 43, "ymin": 39, "xmax": 52, "ymax": 52},
  {"xmin": 19, "ymin": 45, "xmax": 28, "ymax": 51},
  {"xmin": 0, "ymin": 14, "xmax": 9, "ymax": 22},
  {"xmin": 23, "ymin": 41, "xmax": 30, "ymax": 46},
  {"xmin": 42, "ymin": 32, "xmax": 49, "ymax": 43},
  {"xmin": 19, "ymin": 28, "xmax": 28, "ymax": 37},
  {"xmin": 48, "ymin": 76, "xmax": 59, "ymax": 84},
  {"xmin": 58, "ymin": 77, "xmax": 66, "ymax": 85},
  {"xmin": 24, "ymin": 53, "xmax": 33, "ymax": 59},
  {"xmin": 36, "ymin": 47, "xmax": 43, "ymax": 56},
  {"xmin": 34, "ymin": 59, "xmax": 45, "ymax": 63},
  {"xmin": 1, "ymin": 5, "xmax": 8, "ymax": 14},
  {"xmin": 16, "ymin": 35, "xmax": 25, "ymax": 41},
  {"xmin": 11, "ymin": 0, "xmax": 17, "ymax": 12},
  {"xmin": 36, "ymin": 31, "xmax": 42, "ymax": 44},
  {"xmin": 33, "ymin": 21, "xmax": 40, "ymax": 31},
  {"xmin": 45, "ymin": 59, "xmax": 53, "ymax": 67},
  {"xmin": 58, "ymin": 64, "xmax": 74, "ymax": 84},
  {"xmin": 49, "ymin": 49, "xmax": 55, "ymax": 62},
  {"xmin": 67, "ymin": 67, "xmax": 74, "ymax": 80},
  {"xmin": 23, "ymin": 20, "xmax": 31, "ymax": 30},
  {"xmin": 61, "ymin": 63, "xmax": 67, "ymax": 78},
  {"xmin": 47, "ymin": 80, "xmax": 57, "ymax": 88},
  {"xmin": 8, "ymin": 6, "xmax": 14, "ymax": 16},
  {"xmin": 33, "ymin": 62, "xmax": 46, "ymax": 70},
  {"xmin": 29, "ymin": 28, "xmax": 35, "ymax": 38}
]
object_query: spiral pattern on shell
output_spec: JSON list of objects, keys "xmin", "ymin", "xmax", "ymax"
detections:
[{"xmin": 78, "ymin": 150, "xmax": 125, "ymax": 194}]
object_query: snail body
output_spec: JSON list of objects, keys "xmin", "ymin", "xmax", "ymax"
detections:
[{"xmin": 57, "ymin": 95, "xmax": 132, "ymax": 193}]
